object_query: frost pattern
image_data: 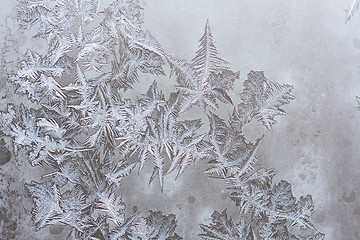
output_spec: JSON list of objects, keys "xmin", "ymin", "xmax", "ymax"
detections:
[
  {"xmin": 346, "ymin": 0, "xmax": 360, "ymax": 23},
  {"xmin": 0, "ymin": 0, "xmax": 324, "ymax": 239},
  {"xmin": 167, "ymin": 21, "xmax": 239, "ymax": 112}
]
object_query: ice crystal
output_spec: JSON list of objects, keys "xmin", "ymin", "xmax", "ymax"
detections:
[
  {"xmin": 168, "ymin": 21, "xmax": 239, "ymax": 112},
  {"xmin": 346, "ymin": 0, "xmax": 360, "ymax": 23}
]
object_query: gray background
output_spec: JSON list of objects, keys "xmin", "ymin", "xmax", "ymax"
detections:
[{"xmin": 1, "ymin": 0, "xmax": 360, "ymax": 239}]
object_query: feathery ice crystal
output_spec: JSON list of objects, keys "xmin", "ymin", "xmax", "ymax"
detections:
[{"xmin": 0, "ymin": 0, "xmax": 324, "ymax": 239}]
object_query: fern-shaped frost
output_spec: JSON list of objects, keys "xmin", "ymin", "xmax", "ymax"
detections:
[
  {"xmin": 25, "ymin": 181, "xmax": 63, "ymax": 230},
  {"xmin": 1, "ymin": 0, "xmax": 324, "ymax": 239},
  {"xmin": 169, "ymin": 22, "xmax": 239, "ymax": 112},
  {"xmin": 346, "ymin": 0, "xmax": 360, "ymax": 23},
  {"xmin": 205, "ymin": 113, "xmax": 262, "ymax": 179},
  {"xmin": 199, "ymin": 209, "xmax": 253, "ymax": 240},
  {"xmin": 234, "ymin": 71, "xmax": 295, "ymax": 130}
]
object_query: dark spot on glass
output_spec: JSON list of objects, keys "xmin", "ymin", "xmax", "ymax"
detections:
[
  {"xmin": 343, "ymin": 191, "xmax": 356, "ymax": 203},
  {"xmin": 49, "ymin": 225, "xmax": 64, "ymax": 235},
  {"xmin": 353, "ymin": 207, "xmax": 360, "ymax": 215},
  {"xmin": 188, "ymin": 196, "xmax": 195, "ymax": 203},
  {"xmin": 7, "ymin": 220, "xmax": 17, "ymax": 231},
  {"xmin": 0, "ymin": 144, "xmax": 11, "ymax": 166}
]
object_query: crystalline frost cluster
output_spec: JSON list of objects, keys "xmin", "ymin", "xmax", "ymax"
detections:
[{"xmin": 0, "ymin": 0, "xmax": 325, "ymax": 239}]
